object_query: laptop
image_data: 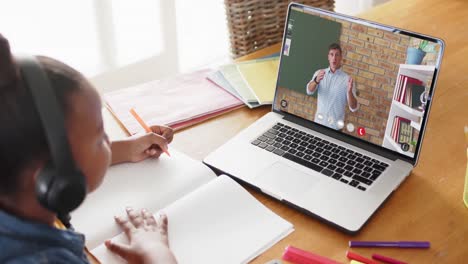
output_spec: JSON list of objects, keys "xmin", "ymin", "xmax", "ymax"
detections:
[{"xmin": 204, "ymin": 3, "xmax": 444, "ymax": 233}]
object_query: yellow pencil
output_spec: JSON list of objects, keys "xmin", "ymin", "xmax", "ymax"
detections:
[{"xmin": 130, "ymin": 108, "xmax": 171, "ymax": 157}]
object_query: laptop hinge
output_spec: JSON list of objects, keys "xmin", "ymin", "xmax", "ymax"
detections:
[{"xmin": 282, "ymin": 113, "xmax": 405, "ymax": 162}]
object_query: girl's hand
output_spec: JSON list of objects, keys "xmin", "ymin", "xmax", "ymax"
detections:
[
  {"xmin": 150, "ymin": 125, "xmax": 174, "ymax": 145},
  {"xmin": 111, "ymin": 125, "xmax": 174, "ymax": 164},
  {"xmin": 105, "ymin": 207, "xmax": 177, "ymax": 264}
]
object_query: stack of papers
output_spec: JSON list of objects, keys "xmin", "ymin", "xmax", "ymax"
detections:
[
  {"xmin": 208, "ymin": 57, "xmax": 280, "ymax": 108},
  {"xmin": 105, "ymin": 69, "xmax": 243, "ymax": 134}
]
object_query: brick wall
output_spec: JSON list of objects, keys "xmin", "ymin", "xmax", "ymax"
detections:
[{"xmin": 274, "ymin": 15, "xmax": 411, "ymax": 145}]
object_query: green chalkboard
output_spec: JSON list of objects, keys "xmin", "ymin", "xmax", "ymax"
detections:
[{"xmin": 278, "ymin": 10, "xmax": 342, "ymax": 95}]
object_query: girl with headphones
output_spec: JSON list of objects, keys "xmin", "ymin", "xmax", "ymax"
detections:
[{"xmin": 0, "ymin": 34, "xmax": 177, "ymax": 264}]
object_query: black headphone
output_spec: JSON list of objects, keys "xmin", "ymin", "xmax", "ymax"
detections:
[{"xmin": 17, "ymin": 56, "xmax": 87, "ymax": 219}]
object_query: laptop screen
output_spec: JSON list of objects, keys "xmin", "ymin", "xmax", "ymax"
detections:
[{"xmin": 273, "ymin": 5, "xmax": 443, "ymax": 159}]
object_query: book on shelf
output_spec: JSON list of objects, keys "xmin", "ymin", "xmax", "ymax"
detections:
[
  {"xmin": 71, "ymin": 148, "xmax": 294, "ymax": 264},
  {"xmin": 400, "ymin": 83, "xmax": 425, "ymax": 108},
  {"xmin": 391, "ymin": 116, "xmax": 399, "ymax": 141},
  {"xmin": 394, "ymin": 74, "xmax": 426, "ymax": 114},
  {"xmin": 398, "ymin": 119, "xmax": 412, "ymax": 144},
  {"xmin": 394, "ymin": 74, "xmax": 403, "ymax": 101},
  {"xmin": 391, "ymin": 116, "xmax": 412, "ymax": 143}
]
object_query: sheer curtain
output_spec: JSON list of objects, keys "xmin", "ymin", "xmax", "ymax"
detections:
[
  {"xmin": 0, "ymin": 0, "xmax": 101, "ymax": 76},
  {"xmin": 0, "ymin": 0, "xmax": 229, "ymax": 92}
]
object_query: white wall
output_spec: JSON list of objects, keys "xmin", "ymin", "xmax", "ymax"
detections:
[{"xmin": 335, "ymin": 0, "xmax": 390, "ymax": 15}]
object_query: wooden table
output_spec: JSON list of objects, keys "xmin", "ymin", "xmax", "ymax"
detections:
[{"xmin": 104, "ymin": 0, "xmax": 468, "ymax": 262}]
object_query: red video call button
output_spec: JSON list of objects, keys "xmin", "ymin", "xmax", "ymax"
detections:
[{"xmin": 357, "ymin": 127, "xmax": 366, "ymax": 136}]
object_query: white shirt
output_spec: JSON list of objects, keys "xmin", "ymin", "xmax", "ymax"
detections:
[{"xmin": 306, "ymin": 67, "xmax": 358, "ymax": 130}]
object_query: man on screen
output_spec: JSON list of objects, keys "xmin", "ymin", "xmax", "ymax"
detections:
[{"xmin": 306, "ymin": 43, "xmax": 359, "ymax": 130}]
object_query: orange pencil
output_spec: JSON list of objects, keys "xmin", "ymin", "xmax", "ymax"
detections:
[{"xmin": 130, "ymin": 108, "xmax": 171, "ymax": 157}]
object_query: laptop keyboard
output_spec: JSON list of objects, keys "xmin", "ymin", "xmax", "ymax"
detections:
[{"xmin": 251, "ymin": 122, "xmax": 389, "ymax": 191}]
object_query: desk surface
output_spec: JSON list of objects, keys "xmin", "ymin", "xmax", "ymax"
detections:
[{"xmin": 104, "ymin": 0, "xmax": 468, "ymax": 262}]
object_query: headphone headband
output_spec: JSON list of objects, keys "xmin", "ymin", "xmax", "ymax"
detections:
[
  {"xmin": 16, "ymin": 56, "xmax": 86, "ymax": 216},
  {"xmin": 17, "ymin": 57, "xmax": 77, "ymax": 174}
]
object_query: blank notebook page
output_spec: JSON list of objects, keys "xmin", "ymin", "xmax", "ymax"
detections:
[
  {"xmin": 91, "ymin": 175, "xmax": 294, "ymax": 264},
  {"xmin": 71, "ymin": 148, "xmax": 216, "ymax": 249}
]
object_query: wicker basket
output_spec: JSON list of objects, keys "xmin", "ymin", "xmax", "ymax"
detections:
[{"xmin": 225, "ymin": 0, "xmax": 335, "ymax": 58}]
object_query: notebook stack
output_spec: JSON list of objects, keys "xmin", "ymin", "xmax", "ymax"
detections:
[{"xmin": 208, "ymin": 56, "xmax": 280, "ymax": 108}]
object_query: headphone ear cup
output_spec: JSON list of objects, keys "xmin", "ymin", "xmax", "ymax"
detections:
[
  {"xmin": 35, "ymin": 161, "xmax": 55, "ymax": 210},
  {"xmin": 36, "ymin": 162, "xmax": 87, "ymax": 214},
  {"xmin": 47, "ymin": 172, "xmax": 87, "ymax": 214}
]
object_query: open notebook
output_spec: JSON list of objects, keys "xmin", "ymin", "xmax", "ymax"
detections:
[{"xmin": 71, "ymin": 149, "xmax": 293, "ymax": 264}]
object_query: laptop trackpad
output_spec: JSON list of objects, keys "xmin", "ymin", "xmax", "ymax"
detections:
[{"xmin": 255, "ymin": 162, "xmax": 320, "ymax": 198}]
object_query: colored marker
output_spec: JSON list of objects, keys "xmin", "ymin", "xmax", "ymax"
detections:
[
  {"xmin": 346, "ymin": 250, "xmax": 378, "ymax": 264},
  {"xmin": 372, "ymin": 253, "xmax": 408, "ymax": 264},
  {"xmin": 350, "ymin": 261, "xmax": 365, "ymax": 264},
  {"xmin": 349, "ymin": 241, "xmax": 430, "ymax": 248},
  {"xmin": 282, "ymin": 245, "xmax": 340, "ymax": 264},
  {"xmin": 130, "ymin": 108, "xmax": 170, "ymax": 157}
]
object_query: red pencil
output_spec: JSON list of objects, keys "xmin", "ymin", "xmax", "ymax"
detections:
[{"xmin": 346, "ymin": 250, "xmax": 379, "ymax": 264}]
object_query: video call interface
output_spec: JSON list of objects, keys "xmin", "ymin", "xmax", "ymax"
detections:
[{"xmin": 274, "ymin": 7, "xmax": 441, "ymax": 158}]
